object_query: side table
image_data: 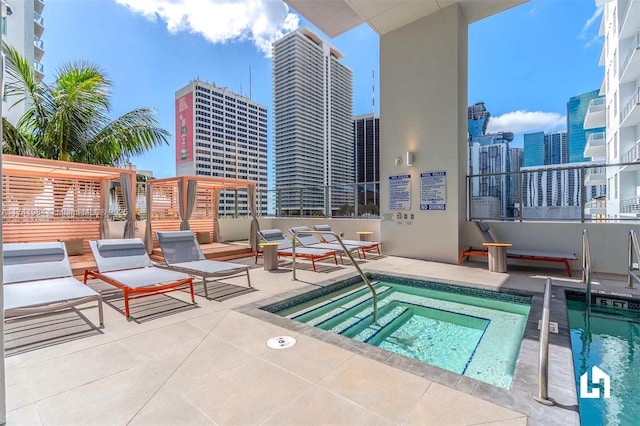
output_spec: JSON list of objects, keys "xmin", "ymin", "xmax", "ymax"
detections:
[
  {"xmin": 357, "ymin": 231, "xmax": 373, "ymax": 242},
  {"xmin": 261, "ymin": 242, "xmax": 280, "ymax": 271},
  {"xmin": 482, "ymin": 242, "xmax": 512, "ymax": 273}
]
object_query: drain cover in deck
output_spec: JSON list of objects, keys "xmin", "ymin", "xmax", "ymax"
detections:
[{"xmin": 267, "ymin": 336, "xmax": 296, "ymax": 349}]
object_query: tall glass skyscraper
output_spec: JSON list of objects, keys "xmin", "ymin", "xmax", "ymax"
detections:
[
  {"xmin": 523, "ymin": 130, "xmax": 568, "ymax": 166},
  {"xmin": 468, "ymin": 102, "xmax": 490, "ymax": 139},
  {"xmin": 523, "ymin": 132, "xmax": 545, "ymax": 166},
  {"xmin": 567, "ymin": 90, "xmax": 605, "ymax": 163}
]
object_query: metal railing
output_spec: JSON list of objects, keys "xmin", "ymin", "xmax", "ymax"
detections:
[
  {"xmin": 627, "ymin": 229, "xmax": 640, "ymax": 289},
  {"xmin": 533, "ymin": 277, "xmax": 553, "ymax": 406},
  {"xmin": 621, "ymin": 138, "xmax": 640, "ymax": 163},
  {"xmin": 621, "ymin": 30, "xmax": 640, "ymax": 79},
  {"xmin": 582, "ymin": 229, "xmax": 592, "ymax": 309},
  {"xmin": 291, "ymin": 229, "xmax": 378, "ymax": 322},
  {"xmin": 621, "ymin": 86, "xmax": 640, "ymax": 121}
]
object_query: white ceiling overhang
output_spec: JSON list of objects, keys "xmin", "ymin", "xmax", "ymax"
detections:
[{"xmin": 285, "ymin": 0, "xmax": 529, "ymax": 38}]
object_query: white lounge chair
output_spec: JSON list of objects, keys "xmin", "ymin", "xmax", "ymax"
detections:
[
  {"xmin": 312, "ymin": 224, "xmax": 382, "ymax": 259},
  {"xmin": 85, "ymin": 238, "xmax": 194, "ymax": 318},
  {"xmin": 3, "ymin": 242, "xmax": 104, "ymax": 327},
  {"xmin": 256, "ymin": 229, "xmax": 339, "ymax": 271},
  {"xmin": 156, "ymin": 231, "xmax": 252, "ymax": 298},
  {"xmin": 288, "ymin": 226, "xmax": 363, "ymax": 260}
]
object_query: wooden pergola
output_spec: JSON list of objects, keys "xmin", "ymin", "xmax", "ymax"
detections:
[
  {"xmin": 1, "ymin": 155, "xmax": 137, "ymax": 253},
  {"xmin": 144, "ymin": 175, "xmax": 259, "ymax": 253}
]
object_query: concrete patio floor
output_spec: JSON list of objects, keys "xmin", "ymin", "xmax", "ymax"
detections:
[{"xmin": 5, "ymin": 255, "xmax": 637, "ymax": 425}]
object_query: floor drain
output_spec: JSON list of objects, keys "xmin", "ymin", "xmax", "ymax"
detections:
[{"xmin": 267, "ymin": 336, "xmax": 296, "ymax": 349}]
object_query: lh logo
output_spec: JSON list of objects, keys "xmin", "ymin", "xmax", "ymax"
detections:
[{"xmin": 580, "ymin": 366, "xmax": 610, "ymax": 399}]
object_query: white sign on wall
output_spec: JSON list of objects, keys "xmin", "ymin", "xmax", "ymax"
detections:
[
  {"xmin": 420, "ymin": 171, "xmax": 446, "ymax": 210},
  {"xmin": 389, "ymin": 174, "xmax": 411, "ymax": 211}
]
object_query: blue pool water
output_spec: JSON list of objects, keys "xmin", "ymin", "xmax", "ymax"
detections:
[
  {"xmin": 567, "ymin": 299, "xmax": 640, "ymax": 426},
  {"xmin": 273, "ymin": 278, "xmax": 531, "ymax": 388}
]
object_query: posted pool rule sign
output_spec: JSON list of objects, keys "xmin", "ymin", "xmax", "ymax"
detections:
[
  {"xmin": 389, "ymin": 174, "xmax": 411, "ymax": 210},
  {"xmin": 420, "ymin": 171, "xmax": 446, "ymax": 210}
]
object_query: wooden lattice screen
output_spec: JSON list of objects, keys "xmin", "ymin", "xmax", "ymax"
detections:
[
  {"xmin": 148, "ymin": 182, "xmax": 217, "ymax": 247},
  {"xmin": 2, "ymin": 175, "xmax": 102, "ymax": 251}
]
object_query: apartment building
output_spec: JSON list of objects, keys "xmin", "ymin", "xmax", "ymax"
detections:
[
  {"xmin": 354, "ymin": 113, "xmax": 379, "ymax": 208},
  {"xmin": 175, "ymin": 80, "xmax": 268, "ymax": 215},
  {"xmin": 273, "ymin": 27, "xmax": 354, "ymax": 216},
  {"xmin": 2, "ymin": 0, "xmax": 45, "ymax": 125},
  {"xmin": 586, "ymin": 0, "xmax": 640, "ymax": 218}
]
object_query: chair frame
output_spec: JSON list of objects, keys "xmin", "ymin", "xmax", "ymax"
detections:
[
  {"xmin": 313, "ymin": 225, "xmax": 382, "ymax": 259},
  {"xmin": 255, "ymin": 229, "xmax": 339, "ymax": 272}
]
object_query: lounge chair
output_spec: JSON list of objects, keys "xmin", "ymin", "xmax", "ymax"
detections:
[
  {"xmin": 3, "ymin": 242, "xmax": 104, "ymax": 327},
  {"xmin": 458, "ymin": 221, "xmax": 577, "ymax": 276},
  {"xmin": 312, "ymin": 224, "xmax": 382, "ymax": 259},
  {"xmin": 156, "ymin": 231, "xmax": 252, "ymax": 298},
  {"xmin": 256, "ymin": 229, "xmax": 339, "ymax": 272},
  {"xmin": 85, "ymin": 238, "xmax": 194, "ymax": 318},
  {"xmin": 288, "ymin": 226, "xmax": 363, "ymax": 260}
]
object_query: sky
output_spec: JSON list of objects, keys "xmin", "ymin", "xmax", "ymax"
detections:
[{"xmin": 39, "ymin": 0, "xmax": 605, "ymax": 178}]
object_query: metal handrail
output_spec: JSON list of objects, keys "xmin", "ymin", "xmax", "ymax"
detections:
[
  {"xmin": 582, "ymin": 229, "xmax": 592, "ymax": 306},
  {"xmin": 291, "ymin": 230, "xmax": 378, "ymax": 322},
  {"xmin": 627, "ymin": 230, "xmax": 640, "ymax": 289},
  {"xmin": 533, "ymin": 277, "xmax": 553, "ymax": 405}
]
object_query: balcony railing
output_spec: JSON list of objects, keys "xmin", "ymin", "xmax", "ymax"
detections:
[
  {"xmin": 584, "ymin": 132, "xmax": 606, "ymax": 158},
  {"xmin": 621, "ymin": 196, "xmax": 640, "ymax": 214},
  {"xmin": 33, "ymin": 61, "xmax": 44, "ymax": 73},
  {"xmin": 588, "ymin": 97, "xmax": 605, "ymax": 109},
  {"xmin": 621, "ymin": 30, "xmax": 640, "ymax": 78},
  {"xmin": 621, "ymin": 139, "xmax": 640, "ymax": 163},
  {"xmin": 621, "ymin": 86, "xmax": 640, "ymax": 121},
  {"xmin": 34, "ymin": 13, "xmax": 44, "ymax": 26},
  {"xmin": 34, "ymin": 38, "xmax": 44, "ymax": 50}
]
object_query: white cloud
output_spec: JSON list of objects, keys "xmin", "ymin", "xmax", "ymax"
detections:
[
  {"xmin": 578, "ymin": 6, "xmax": 603, "ymax": 39},
  {"xmin": 486, "ymin": 110, "xmax": 566, "ymax": 134},
  {"xmin": 114, "ymin": 0, "xmax": 299, "ymax": 56}
]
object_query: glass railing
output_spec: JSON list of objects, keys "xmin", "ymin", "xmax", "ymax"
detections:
[
  {"xmin": 466, "ymin": 162, "xmax": 640, "ymax": 222},
  {"xmin": 621, "ymin": 30, "xmax": 640, "ymax": 78},
  {"xmin": 260, "ymin": 182, "xmax": 380, "ymax": 218},
  {"xmin": 34, "ymin": 38, "xmax": 44, "ymax": 49},
  {"xmin": 34, "ymin": 13, "xmax": 44, "ymax": 26},
  {"xmin": 588, "ymin": 97, "xmax": 606, "ymax": 110},
  {"xmin": 587, "ymin": 132, "xmax": 606, "ymax": 144},
  {"xmin": 33, "ymin": 61, "xmax": 44, "ymax": 73},
  {"xmin": 621, "ymin": 86, "xmax": 640, "ymax": 120}
]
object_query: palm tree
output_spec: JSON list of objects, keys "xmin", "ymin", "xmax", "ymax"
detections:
[{"xmin": 1, "ymin": 42, "xmax": 170, "ymax": 165}]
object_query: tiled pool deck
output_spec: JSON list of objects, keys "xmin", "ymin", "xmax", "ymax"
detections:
[{"xmin": 5, "ymin": 255, "xmax": 639, "ymax": 425}]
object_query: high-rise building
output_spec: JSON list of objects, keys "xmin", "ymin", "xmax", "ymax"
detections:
[
  {"xmin": 2, "ymin": 0, "xmax": 45, "ymax": 125},
  {"xmin": 353, "ymin": 113, "xmax": 380, "ymax": 209},
  {"xmin": 523, "ymin": 130, "xmax": 568, "ymax": 167},
  {"xmin": 273, "ymin": 27, "xmax": 354, "ymax": 215},
  {"xmin": 468, "ymin": 102, "xmax": 490, "ymax": 139},
  {"xmin": 587, "ymin": 0, "xmax": 640, "ymax": 218},
  {"xmin": 174, "ymin": 80, "xmax": 268, "ymax": 216},
  {"xmin": 567, "ymin": 90, "xmax": 606, "ymax": 163}
]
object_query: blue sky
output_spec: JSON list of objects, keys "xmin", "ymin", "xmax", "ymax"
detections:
[{"xmin": 40, "ymin": 0, "xmax": 604, "ymax": 178}]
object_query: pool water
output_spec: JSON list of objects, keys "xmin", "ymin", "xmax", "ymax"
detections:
[
  {"xmin": 275, "ymin": 279, "xmax": 531, "ymax": 388},
  {"xmin": 567, "ymin": 299, "xmax": 640, "ymax": 426}
]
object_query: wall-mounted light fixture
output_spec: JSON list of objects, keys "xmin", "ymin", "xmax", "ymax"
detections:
[
  {"xmin": 406, "ymin": 151, "xmax": 414, "ymax": 166},
  {"xmin": 394, "ymin": 157, "xmax": 402, "ymax": 166}
]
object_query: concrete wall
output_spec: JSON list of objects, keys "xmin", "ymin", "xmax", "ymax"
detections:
[
  {"xmin": 379, "ymin": 4, "xmax": 468, "ymax": 263},
  {"xmin": 461, "ymin": 221, "xmax": 640, "ymax": 275}
]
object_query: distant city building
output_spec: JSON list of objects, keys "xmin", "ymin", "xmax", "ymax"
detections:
[
  {"xmin": 2, "ymin": 0, "xmax": 45, "ymax": 125},
  {"xmin": 521, "ymin": 162, "xmax": 606, "ymax": 219},
  {"xmin": 174, "ymin": 80, "xmax": 268, "ymax": 216},
  {"xmin": 353, "ymin": 113, "xmax": 379, "ymax": 208},
  {"xmin": 468, "ymin": 102, "xmax": 490, "ymax": 139},
  {"xmin": 590, "ymin": 0, "xmax": 640, "ymax": 218},
  {"xmin": 567, "ymin": 90, "xmax": 606, "ymax": 163},
  {"xmin": 523, "ymin": 130, "xmax": 568, "ymax": 167},
  {"xmin": 273, "ymin": 27, "xmax": 354, "ymax": 215}
]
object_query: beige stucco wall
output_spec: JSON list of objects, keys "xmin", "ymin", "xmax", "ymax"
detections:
[{"xmin": 379, "ymin": 4, "xmax": 468, "ymax": 263}]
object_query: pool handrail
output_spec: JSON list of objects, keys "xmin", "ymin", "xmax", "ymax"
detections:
[
  {"xmin": 291, "ymin": 229, "xmax": 378, "ymax": 323},
  {"xmin": 582, "ymin": 229, "xmax": 592, "ymax": 307},
  {"xmin": 628, "ymin": 229, "xmax": 640, "ymax": 289},
  {"xmin": 533, "ymin": 277, "xmax": 553, "ymax": 406}
]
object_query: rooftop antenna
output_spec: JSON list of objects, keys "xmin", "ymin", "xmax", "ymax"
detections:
[{"xmin": 249, "ymin": 65, "xmax": 252, "ymax": 100}]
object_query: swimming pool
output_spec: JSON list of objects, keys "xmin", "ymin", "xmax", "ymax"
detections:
[
  {"xmin": 267, "ymin": 275, "xmax": 531, "ymax": 389},
  {"xmin": 566, "ymin": 293, "xmax": 640, "ymax": 426}
]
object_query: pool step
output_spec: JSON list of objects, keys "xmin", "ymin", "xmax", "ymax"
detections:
[
  {"xmin": 286, "ymin": 282, "xmax": 381, "ymax": 320},
  {"xmin": 335, "ymin": 302, "xmax": 409, "ymax": 341},
  {"xmin": 311, "ymin": 286, "xmax": 395, "ymax": 330},
  {"xmin": 292, "ymin": 285, "xmax": 391, "ymax": 327},
  {"xmin": 351, "ymin": 305, "xmax": 411, "ymax": 342}
]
